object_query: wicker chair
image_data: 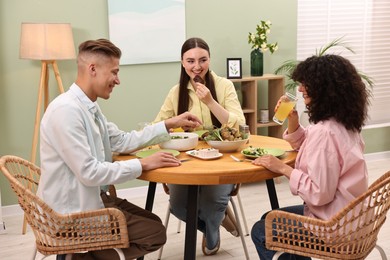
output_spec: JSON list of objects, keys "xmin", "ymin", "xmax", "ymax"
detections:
[
  {"xmin": 265, "ymin": 170, "xmax": 390, "ymax": 260},
  {"xmin": 157, "ymin": 183, "xmax": 250, "ymax": 259},
  {"xmin": 0, "ymin": 155, "xmax": 129, "ymax": 260}
]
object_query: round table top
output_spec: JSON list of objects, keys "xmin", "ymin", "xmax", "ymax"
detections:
[{"xmin": 113, "ymin": 135, "xmax": 297, "ymax": 185}]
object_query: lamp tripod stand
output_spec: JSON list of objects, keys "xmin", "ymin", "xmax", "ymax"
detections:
[
  {"xmin": 30, "ymin": 60, "xmax": 65, "ymax": 163},
  {"xmin": 19, "ymin": 22, "xmax": 75, "ymax": 235},
  {"xmin": 22, "ymin": 60, "xmax": 65, "ymax": 235}
]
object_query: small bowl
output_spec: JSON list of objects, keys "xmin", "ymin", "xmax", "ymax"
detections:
[
  {"xmin": 159, "ymin": 132, "xmax": 199, "ymax": 151},
  {"xmin": 206, "ymin": 139, "xmax": 248, "ymax": 153}
]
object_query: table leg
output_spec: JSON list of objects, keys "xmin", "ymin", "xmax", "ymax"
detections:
[
  {"xmin": 145, "ymin": 182, "xmax": 157, "ymax": 211},
  {"xmin": 137, "ymin": 182, "xmax": 157, "ymax": 260},
  {"xmin": 265, "ymin": 179, "xmax": 280, "ymax": 209},
  {"xmin": 184, "ymin": 185, "xmax": 200, "ymax": 260}
]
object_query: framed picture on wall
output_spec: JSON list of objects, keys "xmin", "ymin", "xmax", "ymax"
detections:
[
  {"xmin": 108, "ymin": 0, "xmax": 186, "ymax": 65},
  {"xmin": 227, "ymin": 58, "xmax": 242, "ymax": 79}
]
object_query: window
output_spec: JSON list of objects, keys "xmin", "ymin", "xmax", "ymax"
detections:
[{"xmin": 297, "ymin": 0, "xmax": 390, "ymax": 127}]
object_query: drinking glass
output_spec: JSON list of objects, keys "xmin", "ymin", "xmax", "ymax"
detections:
[{"xmin": 272, "ymin": 93, "xmax": 298, "ymax": 125}]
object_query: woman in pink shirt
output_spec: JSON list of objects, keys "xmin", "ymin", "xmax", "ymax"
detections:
[{"xmin": 251, "ymin": 54, "xmax": 370, "ymax": 260}]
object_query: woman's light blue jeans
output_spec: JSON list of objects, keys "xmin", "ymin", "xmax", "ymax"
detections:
[
  {"xmin": 251, "ymin": 205, "xmax": 312, "ymax": 260},
  {"xmin": 168, "ymin": 184, "xmax": 234, "ymax": 249}
]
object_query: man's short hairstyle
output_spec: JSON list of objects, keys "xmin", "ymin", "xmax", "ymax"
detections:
[{"xmin": 78, "ymin": 39, "xmax": 121, "ymax": 59}]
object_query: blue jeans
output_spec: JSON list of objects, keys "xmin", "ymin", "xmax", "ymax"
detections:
[
  {"xmin": 251, "ymin": 205, "xmax": 311, "ymax": 260},
  {"xmin": 168, "ymin": 184, "xmax": 234, "ymax": 249}
]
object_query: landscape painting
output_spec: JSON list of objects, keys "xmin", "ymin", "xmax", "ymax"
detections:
[{"xmin": 108, "ymin": 0, "xmax": 186, "ymax": 65}]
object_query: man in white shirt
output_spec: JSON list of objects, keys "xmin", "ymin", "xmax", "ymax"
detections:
[{"xmin": 37, "ymin": 39, "xmax": 202, "ymax": 260}]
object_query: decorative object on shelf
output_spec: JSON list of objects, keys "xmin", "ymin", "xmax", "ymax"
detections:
[
  {"xmin": 227, "ymin": 58, "xmax": 242, "ymax": 79},
  {"xmin": 248, "ymin": 20, "xmax": 278, "ymax": 76},
  {"xmin": 250, "ymin": 48, "xmax": 264, "ymax": 76},
  {"xmin": 259, "ymin": 109, "xmax": 269, "ymax": 123}
]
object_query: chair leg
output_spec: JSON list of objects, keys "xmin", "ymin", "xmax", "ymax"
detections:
[
  {"xmin": 34, "ymin": 248, "xmax": 53, "ymax": 260},
  {"xmin": 157, "ymin": 204, "xmax": 172, "ymax": 260},
  {"xmin": 31, "ymin": 245, "xmax": 40, "ymax": 260},
  {"xmin": 272, "ymin": 251, "xmax": 285, "ymax": 260},
  {"xmin": 236, "ymin": 192, "xmax": 250, "ymax": 236},
  {"xmin": 375, "ymin": 244, "xmax": 388, "ymax": 260},
  {"xmin": 229, "ymin": 198, "xmax": 250, "ymax": 260},
  {"xmin": 177, "ymin": 218, "xmax": 182, "ymax": 233},
  {"xmin": 113, "ymin": 248, "xmax": 126, "ymax": 260}
]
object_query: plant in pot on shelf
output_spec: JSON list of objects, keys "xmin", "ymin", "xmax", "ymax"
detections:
[
  {"xmin": 274, "ymin": 36, "xmax": 374, "ymax": 91},
  {"xmin": 274, "ymin": 36, "xmax": 374, "ymax": 126},
  {"xmin": 248, "ymin": 20, "xmax": 278, "ymax": 76}
]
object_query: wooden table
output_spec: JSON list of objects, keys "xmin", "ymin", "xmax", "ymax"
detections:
[{"xmin": 113, "ymin": 135, "xmax": 297, "ymax": 260}]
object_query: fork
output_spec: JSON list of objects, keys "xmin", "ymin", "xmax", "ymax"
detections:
[{"xmin": 230, "ymin": 155, "xmax": 253, "ymax": 162}]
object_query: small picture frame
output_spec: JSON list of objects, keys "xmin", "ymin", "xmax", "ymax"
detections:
[{"xmin": 227, "ymin": 58, "xmax": 242, "ymax": 79}]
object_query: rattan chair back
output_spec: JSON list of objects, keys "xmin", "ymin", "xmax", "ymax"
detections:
[
  {"xmin": 0, "ymin": 155, "xmax": 129, "ymax": 257},
  {"xmin": 265, "ymin": 171, "xmax": 390, "ymax": 260}
]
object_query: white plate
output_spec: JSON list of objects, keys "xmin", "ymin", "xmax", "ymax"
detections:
[
  {"xmin": 186, "ymin": 150, "xmax": 223, "ymax": 160},
  {"xmin": 136, "ymin": 149, "xmax": 180, "ymax": 158}
]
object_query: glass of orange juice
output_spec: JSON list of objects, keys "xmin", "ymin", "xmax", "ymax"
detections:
[{"xmin": 272, "ymin": 92, "xmax": 298, "ymax": 125}]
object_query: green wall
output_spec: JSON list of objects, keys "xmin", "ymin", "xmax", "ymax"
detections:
[
  {"xmin": 1, "ymin": 0, "xmax": 388, "ymax": 207},
  {"xmin": 0, "ymin": 0, "xmax": 298, "ymax": 206}
]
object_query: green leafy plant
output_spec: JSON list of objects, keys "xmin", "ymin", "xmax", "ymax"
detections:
[
  {"xmin": 274, "ymin": 36, "xmax": 374, "ymax": 90},
  {"xmin": 248, "ymin": 20, "xmax": 278, "ymax": 53}
]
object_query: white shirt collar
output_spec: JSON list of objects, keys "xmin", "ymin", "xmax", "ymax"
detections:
[{"xmin": 69, "ymin": 83, "xmax": 98, "ymax": 114}]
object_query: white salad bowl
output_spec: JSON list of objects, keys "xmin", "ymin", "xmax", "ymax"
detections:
[
  {"xmin": 206, "ymin": 138, "xmax": 248, "ymax": 153},
  {"xmin": 159, "ymin": 132, "xmax": 199, "ymax": 151}
]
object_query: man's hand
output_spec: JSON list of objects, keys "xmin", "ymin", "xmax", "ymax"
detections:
[
  {"xmin": 139, "ymin": 152, "xmax": 181, "ymax": 171},
  {"xmin": 165, "ymin": 112, "xmax": 202, "ymax": 132}
]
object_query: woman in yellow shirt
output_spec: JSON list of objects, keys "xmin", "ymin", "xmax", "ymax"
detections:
[{"xmin": 154, "ymin": 37, "xmax": 245, "ymax": 255}]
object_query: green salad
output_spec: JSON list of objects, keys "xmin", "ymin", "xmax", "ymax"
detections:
[
  {"xmin": 242, "ymin": 146, "xmax": 267, "ymax": 157},
  {"xmin": 203, "ymin": 126, "xmax": 246, "ymax": 141}
]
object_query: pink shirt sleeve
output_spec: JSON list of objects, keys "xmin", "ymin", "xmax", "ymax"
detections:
[
  {"xmin": 288, "ymin": 126, "xmax": 340, "ymax": 203},
  {"xmin": 283, "ymin": 120, "xmax": 368, "ymax": 220}
]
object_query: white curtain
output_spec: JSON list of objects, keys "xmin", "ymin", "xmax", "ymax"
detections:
[{"xmin": 297, "ymin": 0, "xmax": 390, "ymax": 127}]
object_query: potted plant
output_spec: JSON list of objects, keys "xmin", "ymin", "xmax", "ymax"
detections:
[
  {"xmin": 248, "ymin": 20, "xmax": 278, "ymax": 76},
  {"xmin": 274, "ymin": 36, "xmax": 374, "ymax": 91}
]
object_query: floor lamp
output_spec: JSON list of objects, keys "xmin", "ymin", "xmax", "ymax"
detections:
[{"xmin": 19, "ymin": 23, "xmax": 76, "ymax": 234}]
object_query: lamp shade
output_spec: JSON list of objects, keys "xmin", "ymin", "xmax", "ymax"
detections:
[{"xmin": 20, "ymin": 23, "xmax": 76, "ymax": 60}]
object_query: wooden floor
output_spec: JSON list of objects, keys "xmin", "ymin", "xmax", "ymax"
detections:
[{"xmin": 1, "ymin": 159, "xmax": 389, "ymax": 260}]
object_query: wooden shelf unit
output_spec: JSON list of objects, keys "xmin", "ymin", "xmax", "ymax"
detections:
[{"xmin": 231, "ymin": 74, "xmax": 285, "ymax": 138}]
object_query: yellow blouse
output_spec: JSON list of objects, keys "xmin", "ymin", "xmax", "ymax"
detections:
[{"xmin": 154, "ymin": 71, "xmax": 245, "ymax": 130}]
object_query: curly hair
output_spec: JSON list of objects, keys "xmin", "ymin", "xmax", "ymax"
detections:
[{"xmin": 291, "ymin": 54, "xmax": 370, "ymax": 132}]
